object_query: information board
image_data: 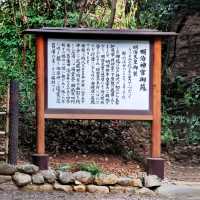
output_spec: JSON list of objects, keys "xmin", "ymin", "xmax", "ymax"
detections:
[{"xmin": 47, "ymin": 38, "xmax": 150, "ymax": 111}]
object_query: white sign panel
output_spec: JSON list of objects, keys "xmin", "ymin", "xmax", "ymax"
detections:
[{"xmin": 47, "ymin": 38, "xmax": 150, "ymax": 110}]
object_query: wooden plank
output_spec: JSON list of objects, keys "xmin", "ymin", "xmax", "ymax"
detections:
[
  {"xmin": 45, "ymin": 113, "xmax": 153, "ymax": 121},
  {"xmin": 151, "ymin": 38, "xmax": 162, "ymax": 158},
  {"xmin": 36, "ymin": 35, "xmax": 45, "ymax": 155}
]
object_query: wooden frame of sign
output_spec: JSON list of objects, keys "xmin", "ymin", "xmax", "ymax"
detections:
[{"xmin": 25, "ymin": 28, "xmax": 177, "ymax": 178}]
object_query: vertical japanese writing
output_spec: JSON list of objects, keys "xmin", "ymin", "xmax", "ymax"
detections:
[
  {"xmin": 55, "ymin": 43, "xmax": 61, "ymax": 104},
  {"xmin": 48, "ymin": 39, "xmax": 150, "ymax": 111},
  {"xmin": 66, "ymin": 43, "xmax": 71, "ymax": 104},
  {"xmin": 115, "ymin": 48, "xmax": 120, "ymax": 105},
  {"xmin": 105, "ymin": 44, "xmax": 110, "ymax": 104},
  {"xmin": 80, "ymin": 43, "xmax": 86, "ymax": 103},
  {"xmin": 75, "ymin": 43, "xmax": 81, "ymax": 104},
  {"xmin": 121, "ymin": 50, "xmax": 126, "ymax": 99},
  {"xmin": 50, "ymin": 42, "xmax": 56, "ymax": 93},
  {"xmin": 61, "ymin": 42, "xmax": 66, "ymax": 104},
  {"xmin": 139, "ymin": 49, "xmax": 147, "ymax": 92}
]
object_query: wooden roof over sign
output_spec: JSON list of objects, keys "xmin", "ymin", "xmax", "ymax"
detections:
[{"xmin": 24, "ymin": 28, "xmax": 177, "ymax": 37}]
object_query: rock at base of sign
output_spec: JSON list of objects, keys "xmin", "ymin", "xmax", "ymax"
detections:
[
  {"xmin": 0, "ymin": 175, "xmax": 12, "ymax": 184},
  {"xmin": 73, "ymin": 184, "xmax": 86, "ymax": 192},
  {"xmin": 58, "ymin": 171, "xmax": 74, "ymax": 184},
  {"xmin": 136, "ymin": 187, "xmax": 156, "ymax": 196},
  {"xmin": 41, "ymin": 170, "xmax": 56, "ymax": 183},
  {"xmin": 117, "ymin": 177, "xmax": 142, "ymax": 187},
  {"xmin": 32, "ymin": 173, "xmax": 45, "ymax": 185},
  {"xmin": 54, "ymin": 182, "xmax": 73, "ymax": 192},
  {"xmin": 13, "ymin": 172, "xmax": 32, "ymax": 187},
  {"xmin": 87, "ymin": 185, "xmax": 109, "ymax": 193},
  {"xmin": 23, "ymin": 184, "xmax": 54, "ymax": 192},
  {"xmin": 109, "ymin": 186, "xmax": 137, "ymax": 193},
  {"xmin": 144, "ymin": 175, "xmax": 161, "ymax": 188},
  {"xmin": 95, "ymin": 173, "xmax": 118, "ymax": 185},
  {"xmin": 0, "ymin": 164, "xmax": 16, "ymax": 175},
  {"xmin": 73, "ymin": 171, "xmax": 94, "ymax": 184},
  {"xmin": 16, "ymin": 164, "xmax": 39, "ymax": 175}
]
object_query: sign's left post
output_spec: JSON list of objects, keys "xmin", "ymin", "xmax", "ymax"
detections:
[{"xmin": 32, "ymin": 35, "xmax": 49, "ymax": 170}]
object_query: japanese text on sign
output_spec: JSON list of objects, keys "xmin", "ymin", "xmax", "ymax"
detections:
[{"xmin": 47, "ymin": 39, "xmax": 150, "ymax": 110}]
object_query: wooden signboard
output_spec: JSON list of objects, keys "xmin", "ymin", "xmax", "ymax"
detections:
[{"xmin": 25, "ymin": 28, "xmax": 177, "ymax": 178}]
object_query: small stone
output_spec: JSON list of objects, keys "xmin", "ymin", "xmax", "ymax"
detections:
[
  {"xmin": 73, "ymin": 184, "xmax": 86, "ymax": 192},
  {"xmin": 73, "ymin": 171, "xmax": 93, "ymax": 184},
  {"xmin": 41, "ymin": 170, "xmax": 56, "ymax": 183},
  {"xmin": 117, "ymin": 177, "xmax": 142, "ymax": 187},
  {"xmin": 16, "ymin": 164, "xmax": 39, "ymax": 175},
  {"xmin": 144, "ymin": 175, "xmax": 161, "ymax": 188},
  {"xmin": 109, "ymin": 186, "xmax": 126, "ymax": 193},
  {"xmin": 0, "ymin": 175, "xmax": 12, "ymax": 184},
  {"xmin": 38, "ymin": 184, "xmax": 54, "ymax": 192},
  {"xmin": 136, "ymin": 187, "xmax": 156, "ymax": 196},
  {"xmin": 32, "ymin": 173, "xmax": 44, "ymax": 185},
  {"xmin": 0, "ymin": 181, "xmax": 18, "ymax": 191},
  {"xmin": 54, "ymin": 182, "xmax": 73, "ymax": 192},
  {"xmin": 124, "ymin": 186, "xmax": 137, "ymax": 193},
  {"xmin": 58, "ymin": 171, "xmax": 74, "ymax": 184},
  {"xmin": 87, "ymin": 185, "xmax": 109, "ymax": 193},
  {"xmin": 23, "ymin": 184, "xmax": 53, "ymax": 192},
  {"xmin": 22, "ymin": 184, "xmax": 39, "ymax": 192},
  {"xmin": 0, "ymin": 164, "xmax": 16, "ymax": 175},
  {"xmin": 132, "ymin": 178, "xmax": 143, "ymax": 187},
  {"xmin": 109, "ymin": 186, "xmax": 137, "ymax": 193},
  {"xmin": 75, "ymin": 180, "xmax": 82, "ymax": 185},
  {"xmin": 95, "ymin": 173, "xmax": 118, "ymax": 185},
  {"xmin": 13, "ymin": 172, "xmax": 31, "ymax": 187}
]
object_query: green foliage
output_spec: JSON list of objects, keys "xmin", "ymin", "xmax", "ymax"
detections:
[
  {"xmin": 162, "ymin": 75, "xmax": 200, "ymax": 144},
  {"xmin": 78, "ymin": 162, "xmax": 102, "ymax": 176},
  {"xmin": 58, "ymin": 163, "xmax": 73, "ymax": 171},
  {"xmin": 57, "ymin": 162, "xmax": 102, "ymax": 175}
]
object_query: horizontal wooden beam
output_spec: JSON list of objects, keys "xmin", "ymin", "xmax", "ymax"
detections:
[{"xmin": 45, "ymin": 113, "xmax": 153, "ymax": 121}]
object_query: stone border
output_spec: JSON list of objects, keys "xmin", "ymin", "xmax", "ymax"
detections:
[{"xmin": 0, "ymin": 163, "xmax": 161, "ymax": 195}]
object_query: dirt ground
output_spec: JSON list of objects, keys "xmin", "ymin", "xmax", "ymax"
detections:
[
  {"xmin": 46, "ymin": 153, "xmax": 200, "ymax": 182},
  {"xmin": 48, "ymin": 153, "xmax": 143, "ymax": 176},
  {"xmin": 0, "ymin": 191, "xmax": 168, "ymax": 200}
]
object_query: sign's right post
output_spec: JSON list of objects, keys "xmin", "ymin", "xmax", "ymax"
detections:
[{"xmin": 147, "ymin": 37, "xmax": 164, "ymax": 179}]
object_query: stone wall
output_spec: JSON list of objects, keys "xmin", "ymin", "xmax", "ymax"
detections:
[
  {"xmin": 169, "ymin": 12, "xmax": 200, "ymax": 80},
  {"xmin": 0, "ymin": 163, "xmax": 160, "ymax": 195}
]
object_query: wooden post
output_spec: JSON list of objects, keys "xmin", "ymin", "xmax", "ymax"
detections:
[
  {"xmin": 32, "ymin": 35, "xmax": 48, "ymax": 170},
  {"xmin": 147, "ymin": 38, "xmax": 164, "ymax": 179},
  {"xmin": 152, "ymin": 37, "xmax": 161, "ymax": 158},
  {"xmin": 36, "ymin": 35, "xmax": 45, "ymax": 155},
  {"xmin": 8, "ymin": 80, "xmax": 19, "ymax": 165}
]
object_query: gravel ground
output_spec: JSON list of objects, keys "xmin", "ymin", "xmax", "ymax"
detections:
[{"xmin": 0, "ymin": 191, "xmax": 168, "ymax": 200}]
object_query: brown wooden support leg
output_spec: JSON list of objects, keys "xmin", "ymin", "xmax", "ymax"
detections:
[
  {"xmin": 32, "ymin": 154, "xmax": 49, "ymax": 170},
  {"xmin": 32, "ymin": 35, "xmax": 48, "ymax": 170},
  {"xmin": 147, "ymin": 37, "xmax": 164, "ymax": 179},
  {"xmin": 147, "ymin": 158, "xmax": 164, "ymax": 179}
]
